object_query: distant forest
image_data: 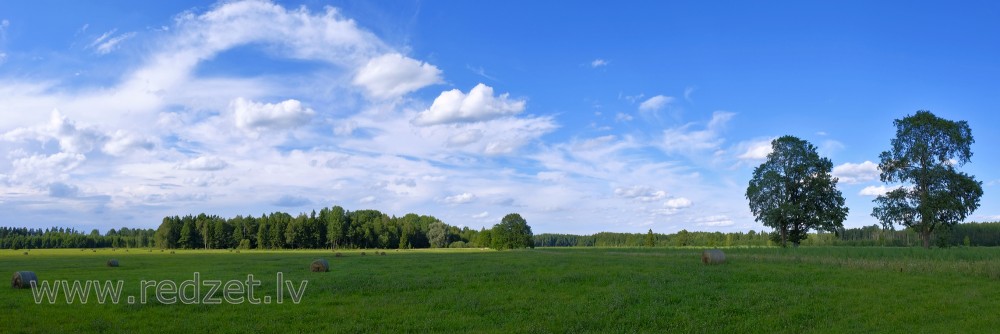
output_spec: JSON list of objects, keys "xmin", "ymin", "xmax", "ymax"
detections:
[{"xmin": 1, "ymin": 205, "xmax": 998, "ymax": 249}]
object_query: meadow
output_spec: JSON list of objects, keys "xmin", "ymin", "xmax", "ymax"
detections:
[{"xmin": 2, "ymin": 247, "xmax": 999, "ymax": 333}]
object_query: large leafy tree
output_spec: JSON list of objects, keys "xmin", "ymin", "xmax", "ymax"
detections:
[
  {"xmin": 871, "ymin": 110, "xmax": 982, "ymax": 249},
  {"xmin": 491, "ymin": 213, "xmax": 534, "ymax": 250},
  {"xmin": 426, "ymin": 221, "xmax": 450, "ymax": 248},
  {"xmin": 746, "ymin": 136, "xmax": 848, "ymax": 247}
]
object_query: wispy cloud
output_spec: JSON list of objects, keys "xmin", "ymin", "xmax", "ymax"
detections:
[
  {"xmin": 590, "ymin": 58, "xmax": 608, "ymax": 68},
  {"xmin": 90, "ymin": 29, "xmax": 136, "ymax": 55},
  {"xmin": 638, "ymin": 95, "xmax": 673, "ymax": 113}
]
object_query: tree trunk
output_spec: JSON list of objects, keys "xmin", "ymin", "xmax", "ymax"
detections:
[{"xmin": 921, "ymin": 231, "xmax": 931, "ymax": 249}]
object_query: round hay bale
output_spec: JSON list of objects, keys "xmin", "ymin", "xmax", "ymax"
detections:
[
  {"xmin": 92, "ymin": 249, "xmax": 96, "ymax": 253},
  {"xmin": 335, "ymin": 252, "xmax": 342, "ymax": 257},
  {"xmin": 701, "ymin": 249, "xmax": 726, "ymax": 265},
  {"xmin": 361, "ymin": 252, "xmax": 366, "ymax": 256},
  {"xmin": 310, "ymin": 259, "xmax": 330, "ymax": 272},
  {"xmin": 11, "ymin": 271, "xmax": 38, "ymax": 289},
  {"xmin": 380, "ymin": 252, "xmax": 386, "ymax": 256},
  {"xmin": 170, "ymin": 251, "xmax": 175, "ymax": 254},
  {"xmin": 22, "ymin": 252, "xmax": 28, "ymax": 256},
  {"xmin": 107, "ymin": 259, "xmax": 119, "ymax": 267}
]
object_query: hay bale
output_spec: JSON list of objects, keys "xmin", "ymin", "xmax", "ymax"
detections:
[
  {"xmin": 170, "ymin": 251, "xmax": 175, "ymax": 254},
  {"xmin": 107, "ymin": 259, "xmax": 119, "ymax": 267},
  {"xmin": 701, "ymin": 249, "xmax": 726, "ymax": 265},
  {"xmin": 310, "ymin": 259, "xmax": 330, "ymax": 272},
  {"xmin": 92, "ymin": 249, "xmax": 96, "ymax": 253},
  {"xmin": 361, "ymin": 252, "xmax": 366, "ymax": 256},
  {"xmin": 380, "ymin": 252, "xmax": 386, "ymax": 256},
  {"xmin": 22, "ymin": 252, "xmax": 28, "ymax": 256},
  {"xmin": 11, "ymin": 271, "xmax": 38, "ymax": 289},
  {"xmin": 335, "ymin": 252, "xmax": 342, "ymax": 257}
]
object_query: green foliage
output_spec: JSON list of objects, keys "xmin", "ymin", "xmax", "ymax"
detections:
[
  {"xmin": 644, "ymin": 229, "xmax": 655, "ymax": 247},
  {"xmin": 427, "ymin": 221, "xmax": 450, "ymax": 248},
  {"xmin": 491, "ymin": 213, "xmax": 534, "ymax": 250},
  {"xmin": 872, "ymin": 110, "xmax": 983, "ymax": 248},
  {"xmin": 746, "ymin": 136, "xmax": 849, "ymax": 247}
]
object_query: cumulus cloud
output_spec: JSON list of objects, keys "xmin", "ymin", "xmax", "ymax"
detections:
[
  {"xmin": 590, "ymin": 59, "xmax": 608, "ymax": 68},
  {"xmin": 859, "ymin": 185, "xmax": 896, "ymax": 196},
  {"xmin": 661, "ymin": 111, "xmax": 734, "ymax": 154},
  {"xmin": 614, "ymin": 186, "xmax": 666, "ymax": 202},
  {"xmin": 353, "ymin": 53, "xmax": 442, "ymax": 98},
  {"xmin": 102, "ymin": 130, "xmax": 155, "ymax": 156},
  {"xmin": 833, "ymin": 161, "xmax": 880, "ymax": 184},
  {"xmin": 664, "ymin": 197, "xmax": 692, "ymax": 209},
  {"xmin": 412, "ymin": 83, "xmax": 526, "ymax": 126},
  {"xmin": 444, "ymin": 192, "xmax": 476, "ymax": 204},
  {"xmin": 3, "ymin": 110, "xmax": 106, "ymax": 154},
  {"xmin": 232, "ymin": 97, "xmax": 314, "ymax": 131},
  {"xmin": 737, "ymin": 139, "xmax": 773, "ymax": 160},
  {"xmin": 176, "ymin": 156, "xmax": 229, "ymax": 171},
  {"xmin": 638, "ymin": 95, "xmax": 673, "ymax": 112}
]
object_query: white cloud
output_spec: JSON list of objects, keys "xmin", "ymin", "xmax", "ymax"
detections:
[
  {"xmin": 661, "ymin": 111, "xmax": 734, "ymax": 154},
  {"xmin": 2, "ymin": 110, "xmax": 106, "ymax": 154},
  {"xmin": 102, "ymin": 130, "xmax": 155, "ymax": 156},
  {"xmin": 353, "ymin": 53, "xmax": 442, "ymax": 98},
  {"xmin": 231, "ymin": 98, "xmax": 314, "ymax": 131},
  {"xmin": 683, "ymin": 87, "xmax": 696, "ymax": 101},
  {"xmin": 359, "ymin": 195, "xmax": 377, "ymax": 204},
  {"xmin": 444, "ymin": 192, "xmax": 476, "ymax": 204},
  {"xmin": 412, "ymin": 83, "xmax": 526, "ymax": 126},
  {"xmin": 664, "ymin": 197, "xmax": 692, "ymax": 209},
  {"xmin": 638, "ymin": 95, "xmax": 673, "ymax": 112},
  {"xmin": 833, "ymin": 161, "xmax": 880, "ymax": 184},
  {"xmin": 590, "ymin": 59, "xmax": 608, "ymax": 68},
  {"xmin": 694, "ymin": 215, "xmax": 734, "ymax": 227},
  {"xmin": 446, "ymin": 129, "xmax": 483, "ymax": 147},
  {"xmin": 614, "ymin": 186, "xmax": 666, "ymax": 202},
  {"xmin": 472, "ymin": 211, "xmax": 489, "ymax": 219},
  {"xmin": 737, "ymin": 139, "xmax": 773, "ymax": 160},
  {"xmin": 615, "ymin": 112, "xmax": 633, "ymax": 122},
  {"xmin": 176, "ymin": 156, "xmax": 229, "ymax": 171},
  {"xmin": 536, "ymin": 171, "xmax": 566, "ymax": 182},
  {"xmin": 859, "ymin": 185, "xmax": 896, "ymax": 197},
  {"xmin": 91, "ymin": 29, "xmax": 137, "ymax": 55}
]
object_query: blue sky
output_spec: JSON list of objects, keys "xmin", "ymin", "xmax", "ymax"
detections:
[{"xmin": 1, "ymin": 0, "xmax": 998, "ymax": 234}]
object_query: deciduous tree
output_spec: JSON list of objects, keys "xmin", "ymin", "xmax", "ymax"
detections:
[
  {"xmin": 746, "ymin": 136, "xmax": 848, "ymax": 247},
  {"xmin": 871, "ymin": 110, "xmax": 983, "ymax": 249}
]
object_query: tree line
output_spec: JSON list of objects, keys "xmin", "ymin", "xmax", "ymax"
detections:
[
  {"xmin": 154, "ymin": 207, "xmax": 534, "ymax": 251},
  {"xmin": 0, "ymin": 226, "xmax": 155, "ymax": 249},
  {"xmin": 533, "ymin": 222, "xmax": 1000, "ymax": 248}
]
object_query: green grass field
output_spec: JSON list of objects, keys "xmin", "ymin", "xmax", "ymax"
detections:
[{"xmin": 2, "ymin": 247, "xmax": 999, "ymax": 333}]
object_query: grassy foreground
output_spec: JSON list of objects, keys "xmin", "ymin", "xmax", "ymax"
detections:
[{"xmin": 2, "ymin": 247, "xmax": 999, "ymax": 333}]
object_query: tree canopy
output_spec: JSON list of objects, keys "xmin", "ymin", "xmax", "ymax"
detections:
[
  {"xmin": 872, "ymin": 110, "xmax": 983, "ymax": 248},
  {"xmin": 746, "ymin": 135, "xmax": 849, "ymax": 247},
  {"xmin": 491, "ymin": 213, "xmax": 534, "ymax": 250}
]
